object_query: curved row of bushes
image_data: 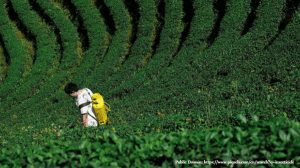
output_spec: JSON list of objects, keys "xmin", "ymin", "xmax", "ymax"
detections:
[
  {"xmin": 0, "ymin": 0, "xmax": 299, "ymax": 152},
  {"xmin": 106, "ymin": 0, "xmax": 185, "ymax": 98},
  {"xmin": 0, "ymin": 41, "xmax": 7, "ymax": 82},
  {"xmin": 3, "ymin": 0, "xmax": 111, "ymax": 121},
  {"xmin": 108, "ymin": 0, "xmax": 213, "ymax": 98},
  {"xmin": 4, "ymin": 0, "xmax": 83, "ymax": 111},
  {"xmin": 36, "ymin": 0, "xmax": 82, "ymax": 70},
  {"xmin": 0, "ymin": 0, "xmax": 32, "ymax": 97},
  {"xmin": 0, "ymin": 0, "xmax": 60, "ymax": 105},
  {"xmin": 86, "ymin": 0, "xmax": 132, "ymax": 90},
  {"xmin": 101, "ymin": 0, "xmax": 162, "ymax": 94},
  {"xmin": 111, "ymin": 0, "xmax": 294, "ymax": 126},
  {"xmin": 70, "ymin": 0, "xmax": 110, "ymax": 85}
]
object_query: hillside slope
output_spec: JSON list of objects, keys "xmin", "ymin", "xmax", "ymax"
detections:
[{"xmin": 0, "ymin": 0, "xmax": 299, "ymax": 150}]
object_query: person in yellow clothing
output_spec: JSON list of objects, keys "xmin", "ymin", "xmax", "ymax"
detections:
[{"xmin": 64, "ymin": 82, "xmax": 98, "ymax": 127}]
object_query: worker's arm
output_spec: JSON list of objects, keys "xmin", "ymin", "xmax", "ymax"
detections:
[
  {"xmin": 82, "ymin": 113, "xmax": 88, "ymax": 127},
  {"xmin": 80, "ymin": 104, "xmax": 89, "ymax": 127},
  {"xmin": 78, "ymin": 92, "xmax": 91, "ymax": 127}
]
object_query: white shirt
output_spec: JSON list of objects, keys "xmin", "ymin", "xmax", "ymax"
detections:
[{"xmin": 75, "ymin": 88, "xmax": 98, "ymax": 127}]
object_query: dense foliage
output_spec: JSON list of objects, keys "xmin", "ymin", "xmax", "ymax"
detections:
[
  {"xmin": 0, "ymin": 117, "xmax": 299, "ymax": 167},
  {"xmin": 0, "ymin": 0, "xmax": 299, "ymax": 166}
]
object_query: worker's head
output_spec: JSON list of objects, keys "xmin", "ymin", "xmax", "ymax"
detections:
[{"xmin": 64, "ymin": 82, "xmax": 79, "ymax": 97}]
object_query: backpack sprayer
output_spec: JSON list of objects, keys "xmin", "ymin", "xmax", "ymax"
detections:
[{"xmin": 91, "ymin": 92, "xmax": 111, "ymax": 125}]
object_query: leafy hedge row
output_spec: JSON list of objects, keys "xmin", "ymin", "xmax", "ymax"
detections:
[
  {"xmin": 0, "ymin": 42, "xmax": 7, "ymax": 82},
  {"xmin": 86, "ymin": 0, "xmax": 132, "ymax": 90},
  {"xmin": 107, "ymin": 0, "xmax": 185, "ymax": 97},
  {"xmin": 113, "ymin": 0, "xmax": 291, "ymax": 127},
  {"xmin": 0, "ymin": 117, "xmax": 299, "ymax": 167},
  {"xmin": 107, "ymin": 0, "xmax": 215, "ymax": 125},
  {"xmin": 109, "ymin": 1, "xmax": 213, "ymax": 98},
  {"xmin": 4, "ymin": 0, "xmax": 111, "ymax": 120},
  {"xmin": 171, "ymin": 0, "xmax": 288, "ymax": 123},
  {"xmin": 144, "ymin": 0, "xmax": 250, "ymax": 96},
  {"xmin": 3, "ymin": 0, "xmax": 84, "ymax": 115},
  {"xmin": 0, "ymin": 0, "xmax": 60, "ymax": 104},
  {"xmin": 0, "ymin": 0, "xmax": 112, "ymax": 145},
  {"xmin": 36, "ymin": 0, "xmax": 82, "ymax": 70},
  {"xmin": 71, "ymin": 0, "xmax": 110, "ymax": 85},
  {"xmin": 3, "ymin": 0, "xmax": 112, "ymax": 134},
  {"xmin": 115, "ymin": 0, "xmax": 250, "ymax": 99},
  {"xmin": 181, "ymin": 0, "xmax": 215, "ymax": 48},
  {"xmin": 0, "ymin": 0, "xmax": 32, "ymax": 97},
  {"xmin": 101, "ymin": 0, "xmax": 159, "ymax": 94},
  {"xmin": 18, "ymin": 0, "xmax": 112, "ymax": 101},
  {"xmin": 0, "ymin": 0, "xmax": 299, "ymax": 156}
]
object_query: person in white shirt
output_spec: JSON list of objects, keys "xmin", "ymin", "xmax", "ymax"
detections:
[{"xmin": 64, "ymin": 82, "xmax": 98, "ymax": 127}]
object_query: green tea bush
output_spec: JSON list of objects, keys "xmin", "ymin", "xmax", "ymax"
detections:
[
  {"xmin": 70, "ymin": 0, "xmax": 110, "ymax": 84},
  {"xmin": 4, "ymin": 0, "xmax": 83, "ymax": 112},
  {"xmin": 0, "ymin": 1, "xmax": 299, "ymax": 163},
  {"xmin": 86, "ymin": 0, "xmax": 132, "ymax": 90},
  {"xmin": 111, "ymin": 0, "xmax": 291, "ymax": 127},
  {"xmin": 0, "ymin": 42, "xmax": 7, "ymax": 82},
  {"xmin": 101, "ymin": 0, "xmax": 161, "ymax": 93},
  {"xmin": 0, "ymin": 0, "xmax": 60, "ymax": 104},
  {"xmin": 36, "ymin": 0, "xmax": 82, "ymax": 70},
  {"xmin": 109, "ymin": 0, "xmax": 213, "ymax": 97},
  {"xmin": 106, "ymin": 0, "xmax": 184, "ymax": 97},
  {"xmin": 0, "ymin": 117, "xmax": 299, "ymax": 167},
  {"xmin": 0, "ymin": 0, "xmax": 111, "ymax": 146},
  {"xmin": 0, "ymin": 0, "xmax": 32, "ymax": 96},
  {"xmin": 5, "ymin": 0, "xmax": 111, "ymax": 115}
]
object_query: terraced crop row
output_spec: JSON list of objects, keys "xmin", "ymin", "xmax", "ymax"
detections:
[
  {"xmin": 1, "ymin": 0, "xmax": 60, "ymax": 104},
  {"xmin": 0, "ymin": 35, "xmax": 8, "ymax": 83},
  {"xmin": 105, "ymin": 0, "xmax": 185, "ymax": 97},
  {"xmin": 0, "ymin": 0, "xmax": 299, "ymax": 148},
  {"xmin": 101, "ymin": 0, "xmax": 159, "ymax": 93},
  {"xmin": 2, "ymin": 0, "xmax": 83, "ymax": 113},
  {"xmin": 107, "ymin": 0, "xmax": 300, "ymax": 127},
  {"xmin": 3, "ymin": 0, "xmax": 111, "ymax": 115},
  {"xmin": 86, "ymin": 0, "xmax": 132, "ymax": 90},
  {"xmin": 0, "ymin": 0, "xmax": 33, "ymax": 98},
  {"xmin": 2, "ymin": 0, "xmax": 130, "ymax": 129}
]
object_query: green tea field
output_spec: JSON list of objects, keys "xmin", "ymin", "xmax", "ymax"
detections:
[{"xmin": 0, "ymin": 0, "xmax": 299, "ymax": 167}]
